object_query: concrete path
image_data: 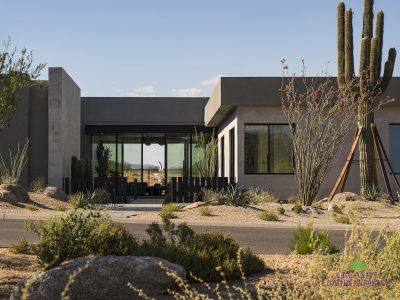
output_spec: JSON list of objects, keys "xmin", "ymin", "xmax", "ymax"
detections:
[{"xmin": 0, "ymin": 218, "xmax": 349, "ymax": 254}]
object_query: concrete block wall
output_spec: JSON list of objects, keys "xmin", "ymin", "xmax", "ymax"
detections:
[{"xmin": 48, "ymin": 68, "xmax": 81, "ymax": 189}]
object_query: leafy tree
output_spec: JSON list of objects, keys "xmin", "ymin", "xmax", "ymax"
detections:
[{"xmin": 0, "ymin": 38, "xmax": 45, "ymax": 130}]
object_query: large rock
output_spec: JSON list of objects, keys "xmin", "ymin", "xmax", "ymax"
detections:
[
  {"xmin": 10, "ymin": 256, "xmax": 186, "ymax": 300},
  {"xmin": 0, "ymin": 184, "xmax": 29, "ymax": 203},
  {"xmin": 184, "ymin": 201, "xmax": 206, "ymax": 210},
  {"xmin": 44, "ymin": 186, "xmax": 68, "ymax": 202},
  {"xmin": 0, "ymin": 189, "xmax": 18, "ymax": 205},
  {"xmin": 332, "ymin": 192, "xmax": 359, "ymax": 202}
]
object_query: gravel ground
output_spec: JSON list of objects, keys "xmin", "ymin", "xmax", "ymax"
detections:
[
  {"xmin": 130, "ymin": 200, "xmax": 400, "ymax": 229},
  {"xmin": 0, "ymin": 248, "xmax": 310, "ymax": 300}
]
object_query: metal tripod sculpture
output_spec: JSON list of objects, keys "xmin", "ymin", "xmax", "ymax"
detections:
[{"xmin": 328, "ymin": 124, "xmax": 400, "ymax": 204}]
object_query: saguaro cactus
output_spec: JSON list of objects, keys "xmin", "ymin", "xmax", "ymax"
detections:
[
  {"xmin": 85, "ymin": 156, "xmax": 93, "ymax": 191},
  {"xmin": 337, "ymin": 0, "xmax": 396, "ymax": 195}
]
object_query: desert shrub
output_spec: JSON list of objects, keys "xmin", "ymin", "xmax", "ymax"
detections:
[
  {"xmin": 91, "ymin": 188, "xmax": 111, "ymax": 204},
  {"xmin": 140, "ymin": 219, "xmax": 264, "ymax": 282},
  {"xmin": 290, "ymin": 224, "xmax": 338, "ymax": 255},
  {"xmin": 28, "ymin": 176, "xmax": 47, "ymax": 193},
  {"xmin": 277, "ymin": 206, "xmax": 285, "ymax": 215},
  {"xmin": 0, "ymin": 140, "xmax": 29, "ymax": 185},
  {"xmin": 292, "ymin": 202, "xmax": 302, "ymax": 214},
  {"xmin": 258, "ymin": 210, "xmax": 279, "ymax": 221},
  {"xmin": 25, "ymin": 204, "xmax": 39, "ymax": 211},
  {"xmin": 26, "ymin": 210, "xmax": 138, "ymax": 268},
  {"xmin": 198, "ymin": 206, "xmax": 212, "ymax": 216},
  {"xmin": 363, "ymin": 184, "xmax": 382, "ymax": 201},
  {"xmin": 332, "ymin": 212, "xmax": 351, "ymax": 224},
  {"xmin": 10, "ymin": 238, "xmax": 36, "ymax": 255},
  {"xmin": 287, "ymin": 195, "xmax": 298, "ymax": 204},
  {"xmin": 159, "ymin": 203, "xmax": 181, "ymax": 219},
  {"xmin": 219, "ymin": 185, "xmax": 248, "ymax": 206},
  {"xmin": 54, "ymin": 204, "xmax": 66, "ymax": 212},
  {"xmin": 202, "ymin": 188, "xmax": 220, "ymax": 202},
  {"xmin": 68, "ymin": 192, "xmax": 92, "ymax": 209},
  {"xmin": 248, "ymin": 187, "xmax": 278, "ymax": 204}
]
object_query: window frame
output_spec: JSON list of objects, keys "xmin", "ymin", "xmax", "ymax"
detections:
[{"xmin": 244, "ymin": 123, "xmax": 295, "ymax": 175}]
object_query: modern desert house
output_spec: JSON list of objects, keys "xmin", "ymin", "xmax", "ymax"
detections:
[{"xmin": 1, "ymin": 67, "xmax": 400, "ymax": 200}]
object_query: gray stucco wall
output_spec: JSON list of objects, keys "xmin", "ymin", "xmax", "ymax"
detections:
[
  {"xmin": 217, "ymin": 104, "xmax": 400, "ymax": 200},
  {"xmin": 0, "ymin": 87, "xmax": 30, "ymax": 187},
  {"xmin": 28, "ymin": 84, "xmax": 49, "ymax": 182},
  {"xmin": 48, "ymin": 68, "xmax": 81, "ymax": 188}
]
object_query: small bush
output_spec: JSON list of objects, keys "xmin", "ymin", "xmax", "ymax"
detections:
[
  {"xmin": 287, "ymin": 195, "xmax": 298, "ymax": 204},
  {"xmin": 25, "ymin": 204, "xmax": 39, "ymax": 211},
  {"xmin": 277, "ymin": 206, "xmax": 285, "ymax": 215},
  {"xmin": 290, "ymin": 224, "xmax": 338, "ymax": 255},
  {"xmin": 258, "ymin": 210, "xmax": 279, "ymax": 221},
  {"xmin": 159, "ymin": 203, "xmax": 181, "ymax": 219},
  {"xmin": 248, "ymin": 187, "xmax": 278, "ymax": 204},
  {"xmin": 54, "ymin": 205, "xmax": 66, "ymax": 212},
  {"xmin": 141, "ymin": 219, "xmax": 264, "ymax": 282},
  {"xmin": 292, "ymin": 202, "xmax": 302, "ymax": 214},
  {"xmin": 363, "ymin": 184, "xmax": 382, "ymax": 201},
  {"xmin": 92, "ymin": 188, "xmax": 111, "ymax": 204},
  {"xmin": 27, "ymin": 210, "xmax": 138, "ymax": 268},
  {"xmin": 68, "ymin": 192, "xmax": 92, "ymax": 209},
  {"xmin": 28, "ymin": 176, "xmax": 47, "ymax": 193},
  {"xmin": 332, "ymin": 212, "xmax": 351, "ymax": 224},
  {"xmin": 198, "ymin": 206, "xmax": 212, "ymax": 216},
  {"xmin": 219, "ymin": 185, "xmax": 248, "ymax": 206},
  {"xmin": 10, "ymin": 238, "xmax": 36, "ymax": 255}
]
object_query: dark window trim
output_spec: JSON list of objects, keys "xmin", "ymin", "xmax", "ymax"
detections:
[{"xmin": 244, "ymin": 123, "xmax": 295, "ymax": 175}]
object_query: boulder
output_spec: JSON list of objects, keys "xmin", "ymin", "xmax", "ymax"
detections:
[
  {"xmin": 44, "ymin": 186, "xmax": 68, "ymax": 202},
  {"xmin": 0, "ymin": 184, "xmax": 29, "ymax": 203},
  {"xmin": 0, "ymin": 189, "xmax": 18, "ymax": 205},
  {"xmin": 11, "ymin": 256, "xmax": 186, "ymax": 300},
  {"xmin": 332, "ymin": 192, "xmax": 359, "ymax": 202},
  {"xmin": 184, "ymin": 201, "xmax": 206, "ymax": 210}
]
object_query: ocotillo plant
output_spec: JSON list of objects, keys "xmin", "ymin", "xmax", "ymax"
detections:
[{"xmin": 337, "ymin": 0, "xmax": 396, "ymax": 195}]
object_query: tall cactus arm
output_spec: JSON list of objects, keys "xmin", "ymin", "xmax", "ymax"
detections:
[
  {"xmin": 376, "ymin": 11, "xmax": 384, "ymax": 78},
  {"xmin": 377, "ymin": 48, "xmax": 397, "ymax": 94},
  {"xmin": 345, "ymin": 9, "xmax": 355, "ymax": 84},
  {"xmin": 370, "ymin": 37, "xmax": 379, "ymax": 86},
  {"xmin": 362, "ymin": 0, "xmax": 374, "ymax": 39},
  {"xmin": 360, "ymin": 37, "xmax": 371, "ymax": 93},
  {"xmin": 338, "ymin": 2, "xmax": 346, "ymax": 92}
]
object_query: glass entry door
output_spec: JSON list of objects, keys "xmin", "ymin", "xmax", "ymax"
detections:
[{"xmin": 167, "ymin": 134, "xmax": 190, "ymax": 183}]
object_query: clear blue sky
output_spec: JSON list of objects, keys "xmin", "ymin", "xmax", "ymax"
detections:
[{"xmin": 1, "ymin": 0, "xmax": 399, "ymax": 97}]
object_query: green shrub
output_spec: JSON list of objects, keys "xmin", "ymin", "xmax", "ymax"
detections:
[
  {"xmin": 199, "ymin": 206, "xmax": 212, "ymax": 216},
  {"xmin": 10, "ymin": 238, "xmax": 36, "ymax": 255},
  {"xmin": 248, "ymin": 187, "xmax": 278, "ymax": 204},
  {"xmin": 219, "ymin": 185, "xmax": 248, "ymax": 206},
  {"xmin": 25, "ymin": 204, "xmax": 39, "ymax": 211},
  {"xmin": 54, "ymin": 205, "xmax": 66, "ymax": 212},
  {"xmin": 28, "ymin": 176, "xmax": 47, "ymax": 193},
  {"xmin": 332, "ymin": 212, "xmax": 351, "ymax": 224},
  {"xmin": 159, "ymin": 203, "xmax": 181, "ymax": 219},
  {"xmin": 290, "ymin": 224, "xmax": 338, "ymax": 255},
  {"xmin": 68, "ymin": 192, "xmax": 92, "ymax": 209},
  {"xmin": 277, "ymin": 206, "xmax": 285, "ymax": 215},
  {"xmin": 26, "ymin": 210, "xmax": 138, "ymax": 268},
  {"xmin": 258, "ymin": 210, "xmax": 279, "ymax": 221},
  {"xmin": 292, "ymin": 202, "xmax": 302, "ymax": 214},
  {"xmin": 92, "ymin": 188, "xmax": 111, "ymax": 204},
  {"xmin": 363, "ymin": 184, "xmax": 382, "ymax": 201},
  {"xmin": 140, "ymin": 219, "xmax": 264, "ymax": 282}
]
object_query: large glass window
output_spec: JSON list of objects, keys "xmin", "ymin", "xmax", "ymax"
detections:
[
  {"xmin": 389, "ymin": 124, "xmax": 400, "ymax": 174},
  {"xmin": 244, "ymin": 124, "xmax": 293, "ymax": 174}
]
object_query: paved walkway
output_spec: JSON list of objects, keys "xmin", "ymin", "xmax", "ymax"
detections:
[{"xmin": 106, "ymin": 198, "xmax": 164, "ymax": 218}]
